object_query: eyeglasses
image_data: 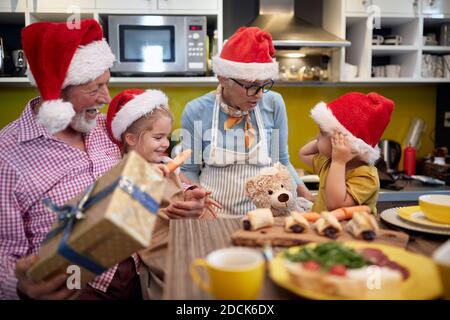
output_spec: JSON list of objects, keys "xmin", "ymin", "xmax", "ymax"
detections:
[{"xmin": 230, "ymin": 78, "xmax": 274, "ymax": 96}]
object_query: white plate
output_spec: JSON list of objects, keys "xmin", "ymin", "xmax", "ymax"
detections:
[{"xmin": 380, "ymin": 207, "xmax": 450, "ymax": 236}]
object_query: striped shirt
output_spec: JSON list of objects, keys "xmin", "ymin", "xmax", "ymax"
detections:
[{"xmin": 0, "ymin": 97, "xmax": 132, "ymax": 300}]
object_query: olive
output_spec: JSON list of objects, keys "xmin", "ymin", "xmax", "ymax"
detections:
[
  {"xmin": 290, "ymin": 225, "xmax": 304, "ymax": 233},
  {"xmin": 324, "ymin": 227, "xmax": 338, "ymax": 239},
  {"xmin": 243, "ymin": 220, "xmax": 251, "ymax": 230},
  {"xmin": 362, "ymin": 230, "xmax": 376, "ymax": 241}
]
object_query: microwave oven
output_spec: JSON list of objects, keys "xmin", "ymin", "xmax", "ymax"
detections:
[{"xmin": 108, "ymin": 15, "xmax": 207, "ymax": 76}]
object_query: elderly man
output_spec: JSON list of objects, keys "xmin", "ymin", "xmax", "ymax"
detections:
[
  {"xmin": 0, "ymin": 19, "xmax": 134, "ymax": 300},
  {"xmin": 181, "ymin": 27, "xmax": 313, "ymax": 217}
]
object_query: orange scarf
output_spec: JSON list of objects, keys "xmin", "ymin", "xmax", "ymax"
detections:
[
  {"xmin": 224, "ymin": 115, "xmax": 256, "ymax": 149},
  {"xmin": 216, "ymin": 85, "xmax": 256, "ymax": 149}
]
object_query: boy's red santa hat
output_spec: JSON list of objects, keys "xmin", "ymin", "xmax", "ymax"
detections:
[
  {"xmin": 22, "ymin": 19, "xmax": 115, "ymax": 134},
  {"xmin": 212, "ymin": 26, "xmax": 278, "ymax": 81},
  {"xmin": 311, "ymin": 92, "xmax": 394, "ymax": 164},
  {"xmin": 106, "ymin": 89, "xmax": 169, "ymax": 146}
]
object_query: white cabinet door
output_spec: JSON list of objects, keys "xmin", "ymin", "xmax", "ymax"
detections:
[
  {"xmin": 422, "ymin": 0, "xmax": 450, "ymax": 15},
  {"xmin": 28, "ymin": 0, "xmax": 95, "ymax": 11},
  {"xmin": 0, "ymin": 0, "xmax": 27, "ymax": 11},
  {"xmin": 157, "ymin": 0, "xmax": 217, "ymax": 10},
  {"xmin": 96, "ymin": 0, "xmax": 156, "ymax": 10},
  {"xmin": 372, "ymin": 0, "xmax": 418, "ymax": 15},
  {"xmin": 345, "ymin": 0, "xmax": 371, "ymax": 13}
]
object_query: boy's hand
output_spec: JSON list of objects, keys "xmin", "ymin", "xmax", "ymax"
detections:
[{"xmin": 331, "ymin": 132, "xmax": 358, "ymax": 164}]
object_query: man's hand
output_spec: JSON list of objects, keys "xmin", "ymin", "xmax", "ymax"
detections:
[
  {"xmin": 331, "ymin": 132, "xmax": 358, "ymax": 164},
  {"xmin": 15, "ymin": 254, "xmax": 77, "ymax": 300}
]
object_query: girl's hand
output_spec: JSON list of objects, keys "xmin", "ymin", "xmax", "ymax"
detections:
[
  {"xmin": 152, "ymin": 164, "xmax": 170, "ymax": 177},
  {"xmin": 331, "ymin": 132, "xmax": 358, "ymax": 164}
]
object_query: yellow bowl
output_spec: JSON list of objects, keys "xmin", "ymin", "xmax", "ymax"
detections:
[{"xmin": 419, "ymin": 195, "xmax": 450, "ymax": 224}]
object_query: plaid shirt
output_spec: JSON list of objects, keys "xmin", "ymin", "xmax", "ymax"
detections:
[{"xmin": 0, "ymin": 97, "xmax": 136, "ymax": 300}]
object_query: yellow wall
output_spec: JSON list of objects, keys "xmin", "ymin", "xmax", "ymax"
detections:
[{"xmin": 0, "ymin": 85, "xmax": 436, "ymax": 170}]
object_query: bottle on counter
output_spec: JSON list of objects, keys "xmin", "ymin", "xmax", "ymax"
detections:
[{"xmin": 403, "ymin": 144, "xmax": 416, "ymax": 176}]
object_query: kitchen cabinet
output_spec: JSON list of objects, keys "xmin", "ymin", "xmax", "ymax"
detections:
[
  {"xmin": 345, "ymin": 0, "xmax": 371, "ymax": 14},
  {"xmin": 27, "ymin": 0, "xmax": 96, "ymax": 11},
  {"xmin": 422, "ymin": 0, "xmax": 450, "ymax": 15},
  {"xmin": 338, "ymin": 0, "xmax": 450, "ymax": 83},
  {"xmin": 0, "ymin": 0, "xmax": 27, "ymax": 11},
  {"xmin": 372, "ymin": 0, "xmax": 419, "ymax": 16},
  {"xmin": 345, "ymin": 0, "xmax": 419, "ymax": 16},
  {"xmin": 96, "ymin": 0, "xmax": 156, "ymax": 11},
  {"xmin": 157, "ymin": 0, "xmax": 217, "ymax": 11}
]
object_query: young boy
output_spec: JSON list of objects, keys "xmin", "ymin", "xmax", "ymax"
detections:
[{"xmin": 299, "ymin": 92, "xmax": 394, "ymax": 214}]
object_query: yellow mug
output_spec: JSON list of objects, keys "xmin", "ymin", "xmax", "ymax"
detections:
[
  {"xmin": 433, "ymin": 239, "xmax": 450, "ymax": 299},
  {"xmin": 190, "ymin": 247, "xmax": 265, "ymax": 300}
]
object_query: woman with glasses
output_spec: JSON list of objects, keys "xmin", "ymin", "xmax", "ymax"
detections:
[{"xmin": 180, "ymin": 27, "xmax": 313, "ymax": 217}]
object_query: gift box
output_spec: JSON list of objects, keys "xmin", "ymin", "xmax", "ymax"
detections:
[{"xmin": 27, "ymin": 151, "xmax": 167, "ymax": 286}]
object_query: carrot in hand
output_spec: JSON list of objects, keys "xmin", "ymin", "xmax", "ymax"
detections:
[{"xmin": 166, "ymin": 149, "xmax": 192, "ymax": 173}]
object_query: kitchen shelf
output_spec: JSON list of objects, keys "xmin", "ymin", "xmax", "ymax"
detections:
[
  {"xmin": 372, "ymin": 45, "xmax": 418, "ymax": 55},
  {"xmin": 109, "ymin": 77, "xmax": 218, "ymax": 86},
  {"xmin": 0, "ymin": 77, "xmax": 29, "ymax": 83},
  {"xmin": 422, "ymin": 46, "xmax": 450, "ymax": 52}
]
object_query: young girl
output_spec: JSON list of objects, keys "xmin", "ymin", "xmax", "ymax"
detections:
[
  {"xmin": 299, "ymin": 92, "xmax": 394, "ymax": 214},
  {"xmin": 106, "ymin": 89, "xmax": 219, "ymax": 299}
]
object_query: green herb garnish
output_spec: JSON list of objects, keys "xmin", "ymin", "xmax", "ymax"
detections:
[{"xmin": 284, "ymin": 242, "xmax": 368, "ymax": 271}]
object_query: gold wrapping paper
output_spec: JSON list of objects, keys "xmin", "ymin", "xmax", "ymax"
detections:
[{"xmin": 27, "ymin": 151, "xmax": 167, "ymax": 286}]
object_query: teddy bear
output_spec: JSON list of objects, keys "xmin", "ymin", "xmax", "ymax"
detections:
[{"xmin": 245, "ymin": 162, "xmax": 313, "ymax": 216}]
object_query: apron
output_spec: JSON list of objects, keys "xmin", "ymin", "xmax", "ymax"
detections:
[{"xmin": 199, "ymin": 98, "xmax": 272, "ymax": 218}]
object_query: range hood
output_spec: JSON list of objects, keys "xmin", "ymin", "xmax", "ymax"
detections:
[{"xmin": 250, "ymin": 0, "xmax": 350, "ymax": 47}]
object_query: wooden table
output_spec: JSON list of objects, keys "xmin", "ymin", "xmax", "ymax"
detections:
[{"xmin": 163, "ymin": 217, "xmax": 449, "ymax": 300}]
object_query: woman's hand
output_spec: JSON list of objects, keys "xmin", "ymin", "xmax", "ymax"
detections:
[{"xmin": 331, "ymin": 132, "xmax": 358, "ymax": 164}]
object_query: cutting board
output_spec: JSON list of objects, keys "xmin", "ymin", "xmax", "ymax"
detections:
[{"xmin": 231, "ymin": 217, "xmax": 409, "ymax": 248}]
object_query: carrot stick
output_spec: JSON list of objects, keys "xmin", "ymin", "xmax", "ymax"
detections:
[
  {"xmin": 166, "ymin": 149, "xmax": 192, "ymax": 173},
  {"xmin": 331, "ymin": 205, "xmax": 371, "ymax": 221},
  {"xmin": 300, "ymin": 211, "xmax": 321, "ymax": 222}
]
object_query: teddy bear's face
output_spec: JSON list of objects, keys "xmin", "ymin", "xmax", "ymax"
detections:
[{"xmin": 245, "ymin": 163, "xmax": 296, "ymax": 212}]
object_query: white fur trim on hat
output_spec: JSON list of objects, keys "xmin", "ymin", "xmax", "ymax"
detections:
[
  {"xmin": 310, "ymin": 102, "xmax": 380, "ymax": 164},
  {"xmin": 37, "ymin": 99, "xmax": 75, "ymax": 134},
  {"xmin": 27, "ymin": 39, "xmax": 114, "ymax": 88},
  {"xmin": 111, "ymin": 90, "xmax": 169, "ymax": 141},
  {"xmin": 63, "ymin": 39, "xmax": 115, "ymax": 88},
  {"xmin": 212, "ymin": 55, "xmax": 279, "ymax": 81}
]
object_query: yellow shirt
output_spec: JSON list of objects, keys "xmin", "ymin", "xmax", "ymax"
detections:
[{"xmin": 312, "ymin": 154, "xmax": 380, "ymax": 214}]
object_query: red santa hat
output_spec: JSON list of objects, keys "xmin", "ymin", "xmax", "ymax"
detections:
[
  {"xmin": 22, "ymin": 19, "xmax": 115, "ymax": 134},
  {"xmin": 212, "ymin": 26, "xmax": 278, "ymax": 81},
  {"xmin": 310, "ymin": 92, "xmax": 395, "ymax": 164},
  {"xmin": 106, "ymin": 89, "xmax": 169, "ymax": 146}
]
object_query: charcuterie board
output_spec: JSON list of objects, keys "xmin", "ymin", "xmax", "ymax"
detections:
[{"xmin": 231, "ymin": 217, "xmax": 409, "ymax": 248}]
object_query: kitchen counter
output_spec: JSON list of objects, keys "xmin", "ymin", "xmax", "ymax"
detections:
[{"xmin": 378, "ymin": 179, "xmax": 450, "ymax": 202}]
